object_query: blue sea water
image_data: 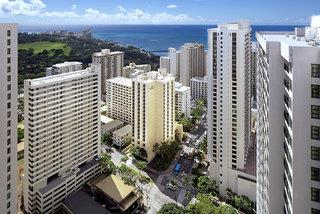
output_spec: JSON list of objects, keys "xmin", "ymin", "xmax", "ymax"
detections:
[{"xmin": 20, "ymin": 25, "xmax": 304, "ymax": 56}]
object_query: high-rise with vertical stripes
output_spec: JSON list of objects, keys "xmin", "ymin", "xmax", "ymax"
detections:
[{"xmin": 0, "ymin": 23, "xmax": 18, "ymax": 214}]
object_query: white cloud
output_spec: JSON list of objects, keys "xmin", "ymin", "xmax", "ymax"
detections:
[
  {"xmin": 167, "ymin": 4, "xmax": 177, "ymax": 9},
  {"xmin": 117, "ymin": 5, "xmax": 126, "ymax": 13},
  {"xmin": 0, "ymin": 0, "xmax": 207, "ymax": 24},
  {"xmin": 0, "ymin": 0, "xmax": 45, "ymax": 16}
]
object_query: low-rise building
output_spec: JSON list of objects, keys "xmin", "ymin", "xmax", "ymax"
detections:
[
  {"xmin": 101, "ymin": 116, "xmax": 125, "ymax": 134},
  {"xmin": 46, "ymin": 61, "xmax": 83, "ymax": 76},
  {"xmin": 112, "ymin": 125, "xmax": 132, "ymax": 148},
  {"xmin": 175, "ymin": 82, "xmax": 191, "ymax": 117},
  {"xmin": 190, "ymin": 76, "xmax": 208, "ymax": 101},
  {"xmin": 122, "ymin": 62, "xmax": 151, "ymax": 78}
]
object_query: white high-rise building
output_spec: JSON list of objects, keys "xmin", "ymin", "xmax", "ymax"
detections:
[
  {"xmin": 92, "ymin": 49, "xmax": 124, "ymax": 101},
  {"xmin": 122, "ymin": 62, "xmax": 151, "ymax": 78},
  {"xmin": 190, "ymin": 76, "xmax": 208, "ymax": 101},
  {"xmin": 256, "ymin": 20, "xmax": 320, "ymax": 214},
  {"xmin": 168, "ymin": 48, "xmax": 181, "ymax": 80},
  {"xmin": 160, "ymin": 56, "xmax": 170, "ymax": 74},
  {"xmin": 175, "ymin": 82, "xmax": 191, "ymax": 117},
  {"xmin": 251, "ymin": 42, "xmax": 257, "ymax": 105},
  {"xmin": 46, "ymin": 61, "xmax": 82, "ymax": 76},
  {"xmin": 0, "ymin": 23, "xmax": 18, "ymax": 214},
  {"xmin": 207, "ymin": 22, "xmax": 255, "ymax": 201},
  {"xmin": 132, "ymin": 69, "xmax": 175, "ymax": 162},
  {"xmin": 180, "ymin": 43, "xmax": 206, "ymax": 86},
  {"xmin": 23, "ymin": 67, "xmax": 101, "ymax": 213},
  {"xmin": 106, "ymin": 77, "xmax": 133, "ymax": 124}
]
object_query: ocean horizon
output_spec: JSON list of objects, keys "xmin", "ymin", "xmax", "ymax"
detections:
[{"xmin": 19, "ymin": 24, "xmax": 305, "ymax": 56}]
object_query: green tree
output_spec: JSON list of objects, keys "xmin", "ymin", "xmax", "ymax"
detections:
[
  {"xmin": 18, "ymin": 127, "xmax": 24, "ymax": 143},
  {"xmin": 215, "ymin": 205, "xmax": 237, "ymax": 214},
  {"xmin": 158, "ymin": 203, "xmax": 185, "ymax": 214},
  {"xmin": 199, "ymin": 137, "xmax": 208, "ymax": 154},
  {"xmin": 195, "ymin": 176, "xmax": 219, "ymax": 196},
  {"xmin": 101, "ymin": 132, "xmax": 112, "ymax": 145},
  {"xmin": 99, "ymin": 153, "xmax": 116, "ymax": 174},
  {"xmin": 187, "ymin": 194, "xmax": 216, "ymax": 214},
  {"xmin": 135, "ymin": 160, "xmax": 147, "ymax": 171},
  {"xmin": 234, "ymin": 195, "xmax": 252, "ymax": 212}
]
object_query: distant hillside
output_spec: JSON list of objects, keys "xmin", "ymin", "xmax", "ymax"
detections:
[{"xmin": 18, "ymin": 33, "xmax": 159, "ymax": 87}]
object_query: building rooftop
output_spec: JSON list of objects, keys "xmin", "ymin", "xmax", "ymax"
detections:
[
  {"xmin": 93, "ymin": 49, "xmax": 124, "ymax": 57},
  {"xmin": 113, "ymin": 124, "xmax": 132, "ymax": 136},
  {"xmin": 191, "ymin": 76, "xmax": 207, "ymax": 81},
  {"xmin": 26, "ymin": 68, "xmax": 96, "ymax": 87},
  {"xmin": 175, "ymin": 82, "xmax": 190, "ymax": 92},
  {"xmin": 63, "ymin": 189, "xmax": 111, "ymax": 214},
  {"xmin": 107, "ymin": 77, "xmax": 132, "ymax": 87},
  {"xmin": 257, "ymin": 32, "xmax": 319, "ymax": 47},
  {"xmin": 52, "ymin": 61, "xmax": 82, "ymax": 68},
  {"xmin": 135, "ymin": 70, "xmax": 174, "ymax": 83}
]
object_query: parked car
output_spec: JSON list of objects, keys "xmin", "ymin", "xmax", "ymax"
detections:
[{"xmin": 173, "ymin": 163, "xmax": 181, "ymax": 175}]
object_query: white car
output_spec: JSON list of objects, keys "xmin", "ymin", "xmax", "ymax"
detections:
[{"xmin": 166, "ymin": 182, "xmax": 178, "ymax": 191}]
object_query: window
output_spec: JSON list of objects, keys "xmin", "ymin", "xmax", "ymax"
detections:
[
  {"xmin": 7, "ymin": 94, "xmax": 10, "ymax": 100},
  {"xmin": 7, "ymin": 139, "xmax": 10, "ymax": 145},
  {"xmin": 7, "ymin": 120, "xmax": 10, "ymax": 127},
  {"xmin": 312, "ymin": 85, "xmax": 320, "ymax": 98},
  {"xmin": 312, "ymin": 105, "xmax": 320, "ymax": 119},
  {"xmin": 312, "ymin": 64, "xmax": 320, "ymax": 78},
  {"xmin": 7, "ymin": 148, "xmax": 10, "ymax": 155},
  {"xmin": 312, "ymin": 146, "xmax": 320, "ymax": 160},
  {"xmin": 7, "ymin": 66, "xmax": 11, "ymax": 73},
  {"xmin": 7, "ymin": 39, "xmax": 10, "ymax": 46},
  {"xmin": 7, "ymin": 75, "xmax": 11, "ymax": 82},
  {"xmin": 312, "ymin": 126, "xmax": 320, "ymax": 140},
  {"xmin": 312, "ymin": 187, "xmax": 320, "ymax": 202},
  {"xmin": 7, "ymin": 48, "xmax": 10, "ymax": 55},
  {"xmin": 312, "ymin": 208, "xmax": 320, "ymax": 214},
  {"xmin": 7, "ymin": 103, "xmax": 10, "ymax": 109},
  {"xmin": 7, "ymin": 57, "xmax": 11, "ymax": 64},
  {"xmin": 7, "ymin": 84, "xmax": 11, "ymax": 91},
  {"xmin": 312, "ymin": 167, "xmax": 320, "ymax": 181}
]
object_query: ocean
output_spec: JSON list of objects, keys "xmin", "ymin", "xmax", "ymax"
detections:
[{"xmin": 20, "ymin": 25, "xmax": 304, "ymax": 56}]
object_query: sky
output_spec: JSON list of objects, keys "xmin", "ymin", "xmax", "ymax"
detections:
[{"xmin": 0, "ymin": 0, "xmax": 318, "ymax": 25}]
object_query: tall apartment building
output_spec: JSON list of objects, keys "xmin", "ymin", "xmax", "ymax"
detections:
[
  {"xmin": 256, "ymin": 19, "xmax": 320, "ymax": 214},
  {"xmin": 132, "ymin": 69, "xmax": 175, "ymax": 162},
  {"xmin": 180, "ymin": 43, "xmax": 206, "ymax": 86},
  {"xmin": 160, "ymin": 56, "xmax": 170, "ymax": 74},
  {"xmin": 122, "ymin": 62, "xmax": 151, "ymax": 78},
  {"xmin": 190, "ymin": 76, "xmax": 208, "ymax": 101},
  {"xmin": 106, "ymin": 77, "xmax": 133, "ymax": 124},
  {"xmin": 251, "ymin": 42, "xmax": 257, "ymax": 106},
  {"xmin": 175, "ymin": 82, "xmax": 191, "ymax": 117},
  {"xmin": 46, "ymin": 61, "xmax": 82, "ymax": 76},
  {"xmin": 207, "ymin": 22, "xmax": 255, "ymax": 201},
  {"xmin": 92, "ymin": 49, "xmax": 124, "ymax": 101},
  {"xmin": 0, "ymin": 23, "xmax": 18, "ymax": 214},
  {"xmin": 168, "ymin": 48, "xmax": 181, "ymax": 80},
  {"xmin": 23, "ymin": 67, "xmax": 101, "ymax": 213}
]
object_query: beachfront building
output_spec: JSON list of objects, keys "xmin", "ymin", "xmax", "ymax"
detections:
[
  {"xmin": 46, "ymin": 61, "xmax": 83, "ymax": 76},
  {"xmin": 132, "ymin": 69, "xmax": 175, "ymax": 162},
  {"xmin": 23, "ymin": 66, "xmax": 101, "ymax": 213},
  {"xmin": 256, "ymin": 18, "xmax": 320, "ymax": 214},
  {"xmin": 190, "ymin": 76, "xmax": 208, "ymax": 101},
  {"xmin": 207, "ymin": 21, "xmax": 255, "ymax": 201},
  {"xmin": 0, "ymin": 23, "xmax": 18, "ymax": 214},
  {"xmin": 106, "ymin": 77, "xmax": 133, "ymax": 124},
  {"xmin": 92, "ymin": 49, "xmax": 124, "ymax": 101},
  {"xmin": 175, "ymin": 82, "xmax": 191, "ymax": 117}
]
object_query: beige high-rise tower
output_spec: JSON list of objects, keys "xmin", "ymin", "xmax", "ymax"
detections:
[
  {"xmin": 92, "ymin": 49, "xmax": 124, "ymax": 101},
  {"xmin": 0, "ymin": 23, "xmax": 18, "ymax": 214},
  {"xmin": 132, "ymin": 69, "xmax": 175, "ymax": 162}
]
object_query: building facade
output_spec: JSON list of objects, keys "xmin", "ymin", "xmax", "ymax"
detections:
[
  {"xmin": 160, "ymin": 56, "xmax": 170, "ymax": 74},
  {"xmin": 92, "ymin": 49, "xmax": 124, "ymax": 101},
  {"xmin": 256, "ymin": 22, "xmax": 320, "ymax": 214},
  {"xmin": 132, "ymin": 69, "xmax": 175, "ymax": 162},
  {"xmin": 251, "ymin": 42, "xmax": 257, "ymax": 106},
  {"xmin": 0, "ymin": 23, "xmax": 18, "ymax": 214},
  {"xmin": 46, "ymin": 61, "xmax": 82, "ymax": 76},
  {"xmin": 106, "ymin": 77, "xmax": 133, "ymax": 124},
  {"xmin": 175, "ymin": 82, "xmax": 191, "ymax": 117},
  {"xmin": 168, "ymin": 48, "xmax": 181, "ymax": 81},
  {"xmin": 180, "ymin": 43, "xmax": 206, "ymax": 86},
  {"xmin": 207, "ymin": 22, "xmax": 255, "ymax": 201},
  {"xmin": 23, "ymin": 67, "xmax": 101, "ymax": 213},
  {"xmin": 190, "ymin": 76, "xmax": 208, "ymax": 101}
]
